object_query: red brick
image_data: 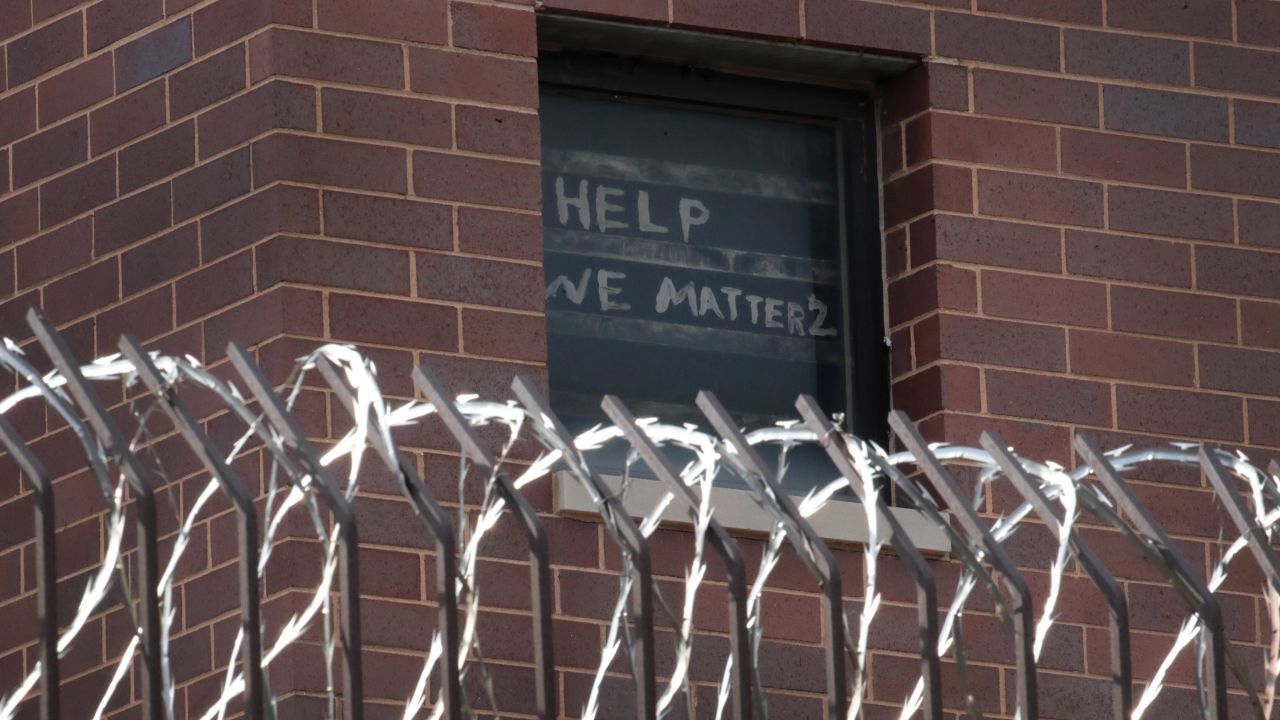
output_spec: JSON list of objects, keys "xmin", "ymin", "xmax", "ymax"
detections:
[
  {"xmin": 1065, "ymin": 230, "xmax": 1191, "ymax": 287},
  {"xmin": 255, "ymin": 133, "xmax": 406, "ymax": 194},
  {"xmin": 883, "ymin": 163, "xmax": 972, "ymax": 227},
  {"xmin": 40, "ymin": 155, "xmax": 117, "ymax": 226},
  {"xmin": 329, "ymin": 294, "xmax": 457, "ymax": 350},
  {"xmin": 249, "ymin": 27, "xmax": 402, "ymax": 89},
  {"xmin": 1196, "ymin": 244, "xmax": 1280, "ymax": 301},
  {"xmin": 907, "ymin": 112, "xmax": 1056, "ymax": 171},
  {"xmin": 881, "ymin": 125, "xmax": 903, "ymax": 177},
  {"xmin": 87, "ymin": 0, "xmax": 163, "ymax": 51},
  {"xmin": 1242, "ymin": 300, "xmax": 1280, "ymax": 349},
  {"xmin": 408, "ymin": 47, "xmax": 538, "ymax": 108},
  {"xmin": 1191, "ymin": 145, "xmax": 1280, "ymax": 200},
  {"xmin": 1250, "ymin": 399, "xmax": 1280, "ymax": 447},
  {"xmin": 115, "ymin": 17, "xmax": 191, "ymax": 92},
  {"xmin": 884, "ymin": 226, "xmax": 909, "ymax": 280},
  {"xmin": 16, "ymin": 216, "xmax": 92, "ymax": 288},
  {"xmin": 172, "ymin": 147, "xmax": 251, "ymax": 221},
  {"xmin": 452, "ymin": 2, "xmax": 535, "ymax": 56},
  {"xmin": 987, "ymin": 370, "xmax": 1111, "ymax": 426},
  {"xmin": 417, "ymin": 353, "xmax": 545, "ymax": 410},
  {"xmin": 1064, "ymin": 30, "xmax": 1189, "ymax": 86},
  {"xmin": 1069, "ymin": 329, "xmax": 1195, "ymax": 386},
  {"xmin": 0, "ymin": 290, "xmax": 40, "ymax": 347},
  {"xmin": 173, "ymin": 250, "xmax": 255, "ymax": 323},
  {"xmin": 256, "ymin": 236, "xmax": 410, "ymax": 294},
  {"xmin": 982, "ymin": 270, "xmax": 1108, "ymax": 328},
  {"xmin": 169, "ymin": 44, "xmax": 246, "ymax": 119},
  {"xmin": 892, "ymin": 364, "xmax": 981, "ymax": 420},
  {"xmin": 1033, "ymin": 671, "xmax": 1121, "ymax": 719},
  {"xmin": 321, "ymin": 88, "xmax": 451, "ymax": 147},
  {"xmin": 197, "ymin": 80, "xmax": 314, "ymax": 158},
  {"xmin": 122, "ymin": 224, "xmax": 199, "ymax": 294},
  {"xmin": 1235, "ymin": 100, "xmax": 1280, "ymax": 151},
  {"xmin": 356, "ymin": 546, "xmax": 421, "ymax": 601},
  {"xmin": 1110, "ymin": 286, "xmax": 1237, "ymax": 343},
  {"xmin": 416, "ymin": 253, "xmax": 544, "ymax": 311},
  {"xmin": 1238, "ymin": 0, "xmax": 1280, "ymax": 48},
  {"xmin": 1116, "ymin": 385, "xmax": 1243, "ymax": 442},
  {"xmin": 972, "ymin": 69, "xmax": 1098, "ymax": 127},
  {"xmin": 1198, "ymin": 42, "xmax": 1280, "ymax": 99},
  {"xmin": 540, "ymin": 0, "xmax": 667, "ymax": 21},
  {"xmin": 118, "ymin": 121, "xmax": 195, "ymax": 193},
  {"xmin": 921, "ymin": 313, "xmax": 1066, "ymax": 371},
  {"xmin": 202, "ymin": 285, "xmax": 323, "ymax": 351},
  {"xmin": 97, "ymin": 285, "xmax": 173, "ymax": 346},
  {"xmin": 870, "ymin": 649, "xmax": 1003, "ymax": 713},
  {"xmin": 43, "ymin": 258, "xmax": 119, "ymax": 322},
  {"xmin": 671, "ymin": 0, "xmax": 800, "ymax": 38},
  {"xmin": 458, "ymin": 207, "xmax": 540, "ymax": 262},
  {"xmin": 887, "ymin": 264, "xmax": 976, "ymax": 326},
  {"xmin": 977, "ymin": 0, "xmax": 1101, "ymax": 24},
  {"xmin": 193, "ymin": 0, "xmax": 311, "ymax": 56},
  {"xmin": 1200, "ymin": 345, "xmax": 1280, "ymax": 396},
  {"xmin": 94, "ymin": 184, "xmax": 171, "ymax": 253},
  {"xmin": 1103, "ymin": 86, "xmax": 1227, "ymax": 142},
  {"xmin": 181, "ymin": 562, "xmax": 240, "ymax": 627},
  {"xmin": 1107, "ymin": 0, "xmax": 1230, "ymax": 39},
  {"xmin": 89, "ymin": 79, "xmax": 166, "ymax": 155},
  {"xmin": 202, "ymin": 184, "xmax": 319, "ymax": 260},
  {"xmin": 6, "ymin": 14, "xmax": 83, "ymax": 86},
  {"xmin": 804, "ymin": 0, "xmax": 931, "ymax": 55},
  {"xmin": 1060, "ymin": 129, "xmax": 1185, "ymax": 188},
  {"xmin": 934, "ymin": 12, "xmax": 1059, "ymax": 71},
  {"xmin": 36, "ymin": 53, "xmax": 113, "ymax": 126},
  {"xmin": 0, "ymin": 87, "xmax": 36, "ymax": 146},
  {"xmin": 977, "ymin": 170, "xmax": 1103, "ymax": 228},
  {"xmin": 0, "ymin": 0, "xmax": 31, "ymax": 43},
  {"xmin": 1108, "ymin": 186, "xmax": 1232, "ymax": 243},
  {"xmin": 322, "ymin": 191, "xmax": 451, "ymax": 250},
  {"xmin": 0, "ymin": 190, "xmax": 40, "ymax": 248},
  {"xmin": 456, "ymin": 105, "xmax": 538, "ymax": 159},
  {"xmin": 461, "ymin": 308, "xmax": 545, "ymax": 361},
  {"xmin": 316, "ymin": 0, "xmax": 446, "ymax": 44},
  {"xmin": 12, "ymin": 116, "xmax": 86, "ymax": 188},
  {"xmin": 32, "ymin": 0, "xmax": 82, "ymax": 21},
  {"xmin": 880, "ymin": 62, "xmax": 969, "ymax": 124},
  {"xmin": 413, "ymin": 151, "xmax": 538, "ymax": 210}
]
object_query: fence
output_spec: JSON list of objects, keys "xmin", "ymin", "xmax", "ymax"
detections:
[{"xmin": 0, "ymin": 307, "xmax": 1279, "ymax": 719}]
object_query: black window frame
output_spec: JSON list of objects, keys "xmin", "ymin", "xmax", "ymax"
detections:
[{"xmin": 538, "ymin": 49, "xmax": 890, "ymax": 445}]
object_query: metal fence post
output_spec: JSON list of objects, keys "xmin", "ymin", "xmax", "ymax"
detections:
[
  {"xmin": 890, "ymin": 412, "xmax": 1039, "ymax": 720},
  {"xmin": 411, "ymin": 363, "xmax": 556, "ymax": 720},
  {"xmin": 797, "ymin": 396, "xmax": 942, "ymax": 720},
  {"xmin": 696, "ymin": 391, "xmax": 848, "ymax": 717},
  {"xmin": 602, "ymin": 394, "xmax": 755, "ymax": 720},
  {"xmin": 117, "ymin": 336, "xmax": 265, "ymax": 720},
  {"xmin": 981, "ymin": 431, "xmax": 1130, "ymax": 720},
  {"xmin": 28, "ymin": 310, "xmax": 165, "ymax": 720},
  {"xmin": 225, "ymin": 343, "xmax": 365, "ymax": 720}
]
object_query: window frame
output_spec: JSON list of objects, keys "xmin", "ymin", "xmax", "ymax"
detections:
[
  {"xmin": 539, "ymin": 50, "xmax": 890, "ymax": 444},
  {"xmin": 537, "ymin": 36, "xmax": 948, "ymax": 552}
]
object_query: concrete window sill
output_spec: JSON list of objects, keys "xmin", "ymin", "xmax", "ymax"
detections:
[{"xmin": 555, "ymin": 472, "xmax": 952, "ymax": 554}]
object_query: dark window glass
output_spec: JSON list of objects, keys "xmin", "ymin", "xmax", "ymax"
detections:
[{"xmin": 539, "ymin": 55, "xmax": 885, "ymax": 492}]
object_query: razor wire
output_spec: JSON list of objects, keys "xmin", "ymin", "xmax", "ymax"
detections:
[{"xmin": 0, "ymin": 322, "xmax": 1277, "ymax": 720}]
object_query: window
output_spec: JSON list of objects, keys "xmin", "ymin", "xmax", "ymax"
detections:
[{"xmin": 536, "ymin": 45, "xmax": 945, "ymax": 549}]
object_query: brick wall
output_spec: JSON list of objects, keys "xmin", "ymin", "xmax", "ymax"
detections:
[{"xmin": 1, "ymin": 0, "xmax": 1278, "ymax": 717}]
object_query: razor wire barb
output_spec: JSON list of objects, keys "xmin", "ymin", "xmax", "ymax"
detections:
[{"xmin": 0, "ymin": 324, "xmax": 1279, "ymax": 719}]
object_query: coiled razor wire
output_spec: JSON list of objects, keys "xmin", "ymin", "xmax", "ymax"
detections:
[{"xmin": 0, "ymin": 329, "xmax": 1277, "ymax": 720}]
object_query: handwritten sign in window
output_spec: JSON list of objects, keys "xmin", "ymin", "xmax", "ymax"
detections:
[{"xmin": 541, "ymin": 91, "xmax": 849, "ymax": 434}]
